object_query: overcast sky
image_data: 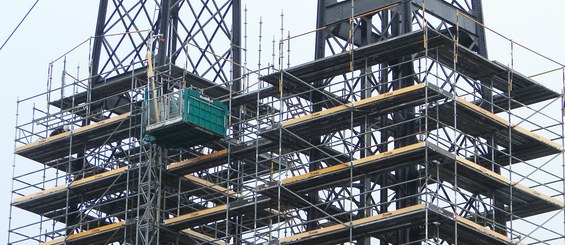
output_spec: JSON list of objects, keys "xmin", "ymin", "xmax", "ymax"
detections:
[{"xmin": 0, "ymin": 1, "xmax": 564, "ymax": 244}]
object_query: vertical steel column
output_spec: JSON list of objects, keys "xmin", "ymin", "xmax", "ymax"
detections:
[
  {"xmin": 393, "ymin": 1, "xmax": 419, "ymax": 243},
  {"xmin": 90, "ymin": 0, "xmax": 108, "ymax": 83},
  {"xmin": 169, "ymin": 2, "xmax": 180, "ymax": 64},
  {"xmin": 471, "ymin": 0, "xmax": 488, "ymax": 58},
  {"xmin": 156, "ymin": 0, "xmax": 171, "ymax": 67},
  {"xmin": 232, "ymin": 0, "xmax": 242, "ymax": 89},
  {"xmin": 229, "ymin": 0, "xmax": 244, "ymax": 242},
  {"xmin": 471, "ymin": 0, "xmax": 506, "ymax": 235},
  {"xmin": 358, "ymin": 17, "xmax": 372, "ymax": 245},
  {"xmin": 306, "ymin": 0, "xmax": 327, "ymax": 232},
  {"xmin": 378, "ymin": 10, "xmax": 390, "ymax": 245}
]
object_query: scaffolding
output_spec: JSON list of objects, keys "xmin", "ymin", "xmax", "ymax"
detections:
[{"xmin": 8, "ymin": 1, "xmax": 565, "ymax": 244}]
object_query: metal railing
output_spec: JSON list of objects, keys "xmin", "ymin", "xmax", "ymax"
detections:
[{"xmin": 145, "ymin": 89, "xmax": 184, "ymax": 130}]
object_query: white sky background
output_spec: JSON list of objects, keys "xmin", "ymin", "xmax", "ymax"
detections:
[{"xmin": 0, "ymin": 1, "xmax": 564, "ymax": 243}]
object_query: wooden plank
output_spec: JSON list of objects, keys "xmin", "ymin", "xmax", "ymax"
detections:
[
  {"xmin": 456, "ymin": 97, "xmax": 508, "ymax": 125},
  {"xmin": 15, "ymin": 113, "xmax": 130, "ymax": 153},
  {"xmin": 354, "ymin": 142, "xmax": 425, "ymax": 166},
  {"xmin": 184, "ymin": 175, "xmax": 237, "ymax": 197},
  {"xmin": 12, "ymin": 185, "xmax": 66, "ymax": 204},
  {"xmin": 13, "ymin": 167, "xmax": 127, "ymax": 205},
  {"xmin": 282, "ymin": 104, "xmax": 349, "ymax": 127},
  {"xmin": 279, "ymin": 223, "xmax": 349, "ymax": 243},
  {"xmin": 282, "ymin": 164, "xmax": 348, "ymax": 185},
  {"xmin": 73, "ymin": 113, "xmax": 130, "ymax": 135},
  {"xmin": 71, "ymin": 167, "xmax": 127, "ymax": 186},
  {"xmin": 164, "ymin": 205, "xmax": 226, "ymax": 225},
  {"xmin": 180, "ymin": 229, "xmax": 227, "ymax": 245},
  {"xmin": 15, "ymin": 131, "xmax": 71, "ymax": 153},
  {"xmin": 455, "ymin": 216, "xmax": 520, "ymax": 244},
  {"xmin": 67, "ymin": 221, "xmax": 124, "ymax": 241},
  {"xmin": 282, "ymin": 83, "xmax": 425, "ymax": 127},
  {"xmin": 513, "ymin": 126, "xmax": 562, "ymax": 150},
  {"xmin": 39, "ymin": 237, "xmax": 64, "ymax": 245},
  {"xmin": 183, "ymin": 175, "xmax": 286, "ymax": 217},
  {"xmin": 281, "ymin": 142, "xmax": 425, "ymax": 185},
  {"xmin": 513, "ymin": 182, "xmax": 564, "ymax": 207},
  {"xmin": 456, "ymin": 157, "xmax": 510, "ymax": 183},
  {"xmin": 456, "ymin": 97, "xmax": 561, "ymax": 150},
  {"xmin": 279, "ymin": 202, "xmax": 523, "ymax": 245},
  {"xmin": 457, "ymin": 157, "xmax": 563, "ymax": 207},
  {"xmin": 351, "ymin": 204, "xmax": 425, "ymax": 226},
  {"xmin": 167, "ymin": 149, "xmax": 228, "ymax": 171},
  {"xmin": 354, "ymin": 83, "xmax": 424, "ymax": 107},
  {"xmin": 280, "ymin": 204, "xmax": 425, "ymax": 243}
]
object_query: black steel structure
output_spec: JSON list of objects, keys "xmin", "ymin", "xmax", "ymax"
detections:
[{"xmin": 8, "ymin": 1, "xmax": 565, "ymax": 245}]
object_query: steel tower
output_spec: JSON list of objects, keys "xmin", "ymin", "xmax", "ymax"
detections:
[{"xmin": 9, "ymin": 1, "xmax": 565, "ymax": 244}]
